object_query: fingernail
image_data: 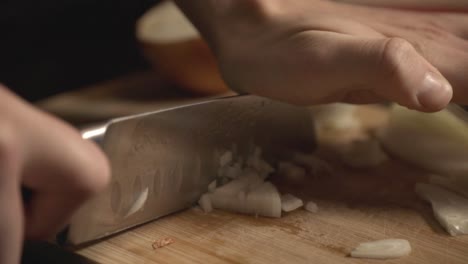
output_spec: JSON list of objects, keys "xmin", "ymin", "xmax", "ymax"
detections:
[{"xmin": 417, "ymin": 72, "xmax": 452, "ymax": 110}]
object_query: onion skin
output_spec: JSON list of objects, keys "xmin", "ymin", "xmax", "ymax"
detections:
[
  {"xmin": 137, "ymin": 1, "xmax": 229, "ymax": 95},
  {"xmin": 304, "ymin": 201, "xmax": 319, "ymax": 213}
]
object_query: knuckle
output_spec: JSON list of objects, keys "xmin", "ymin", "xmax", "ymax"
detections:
[
  {"xmin": 378, "ymin": 38, "xmax": 413, "ymax": 84},
  {"xmin": 380, "ymin": 38, "xmax": 413, "ymax": 67}
]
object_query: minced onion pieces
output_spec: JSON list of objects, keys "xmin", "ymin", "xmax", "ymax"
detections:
[
  {"xmin": 292, "ymin": 152, "xmax": 333, "ymax": 175},
  {"xmin": 338, "ymin": 137, "xmax": 388, "ymax": 168},
  {"xmin": 351, "ymin": 239, "xmax": 411, "ymax": 259},
  {"xmin": 209, "ymin": 178, "xmax": 281, "ymax": 218},
  {"xmin": 415, "ymin": 183, "xmax": 468, "ymax": 236},
  {"xmin": 223, "ymin": 162, "xmax": 243, "ymax": 179},
  {"xmin": 305, "ymin": 201, "xmax": 319, "ymax": 213},
  {"xmin": 208, "ymin": 180, "xmax": 217, "ymax": 193},
  {"xmin": 198, "ymin": 193, "xmax": 213, "ymax": 213},
  {"xmin": 206, "ymin": 144, "xmax": 282, "ymax": 218},
  {"xmin": 245, "ymin": 182, "xmax": 282, "ymax": 218},
  {"xmin": 219, "ymin": 150, "xmax": 233, "ymax": 167},
  {"xmin": 246, "ymin": 146, "xmax": 275, "ymax": 179},
  {"xmin": 278, "ymin": 161, "xmax": 307, "ymax": 181},
  {"xmin": 281, "ymin": 194, "xmax": 304, "ymax": 212}
]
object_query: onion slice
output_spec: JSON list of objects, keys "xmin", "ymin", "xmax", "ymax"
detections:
[
  {"xmin": 204, "ymin": 144, "xmax": 282, "ymax": 217},
  {"xmin": 208, "ymin": 180, "xmax": 217, "ymax": 193},
  {"xmin": 219, "ymin": 151, "xmax": 233, "ymax": 167},
  {"xmin": 281, "ymin": 194, "xmax": 304, "ymax": 212},
  {"xmin": 246, "ymin": 182, "xmax": 282, "ymax": 218},
  {"xmin": 278, "ymin": 161, "xmax": 307, "ymax": 181},
  {"xmin": 209, "ymin": 179, "xmax": 281, "ymax": 218},
  {"xmin": 415, "ymin": 183, "xmax": 468, "ymax": 236},
  {"xmin": 198, "ymin": 193, "xmax": 213, "ymax": 213},
  {"xmin": 351, "ymin": 239, "xmax": 411, "ymax": 259},
  {"xmin": 292, "ymin": 153, "xmax": 333, "ymax": 176},
  {"xmin": 304, "ymin": 201, "xmax": 319, "ymax": 213}
]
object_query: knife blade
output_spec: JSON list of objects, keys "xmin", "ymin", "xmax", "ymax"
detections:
[
  {"xmin": 64, "ymin": 95, "xmax": 316, "ymax": 245},
  {"xmin": 446, "ymin": 103, "xmax": 468, "ymax": 123}
]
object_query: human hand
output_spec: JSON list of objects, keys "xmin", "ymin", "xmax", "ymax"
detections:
[
  {"xmin": 177, "ymin": 0, "xmax": 468, "ymax": 112},
  {"xmin": 332, "ymin": 0, "xmax": 468, "ymax": 11},
  {"xmin": 0, "ymin": 86, "xmax": 110, "ymax": 263}
]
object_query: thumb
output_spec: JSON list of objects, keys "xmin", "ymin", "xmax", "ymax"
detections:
[
  {"xmin": 365, "ymin": 37, "xmax": 452, "ymax": 111},
  {"xmin": 331, "ymin": 36, "xmax": 453, "ymax": 111}
]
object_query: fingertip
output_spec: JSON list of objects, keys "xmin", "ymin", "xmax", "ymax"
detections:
[
  {"xmin": 416, "ymin": 72, "xmax": 453, "ymax": 112},
  {"xmin": 78, "ymin": 140, "xmax": 112, "ymax": 196}
]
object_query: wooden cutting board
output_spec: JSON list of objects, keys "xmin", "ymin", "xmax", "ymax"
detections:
[{"xmin": 76, "ymin": 105, "xmax": 468, "ymax": 264}]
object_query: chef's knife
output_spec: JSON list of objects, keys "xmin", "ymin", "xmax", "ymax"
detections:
[
  {"xmin": 63, "ymin": 95, "xmax": 315, "ymax": 245},
  {"xmin": 446, "ymin": 103, "xmax": 468, "ymax": 123}
]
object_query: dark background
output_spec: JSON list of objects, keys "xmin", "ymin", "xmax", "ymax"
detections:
[{"xmin": 0, "ymin": 0, "xmax": 161, "ymax": 101}]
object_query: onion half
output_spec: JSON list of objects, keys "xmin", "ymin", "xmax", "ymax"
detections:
[{"xmin": 379, "ymin": 104, "xmax": 468, "ymax": 177}]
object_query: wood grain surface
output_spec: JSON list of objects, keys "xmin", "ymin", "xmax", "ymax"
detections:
[{"xmin": 76, "ymin": 106, "xmax": 468, "ymax": 264}]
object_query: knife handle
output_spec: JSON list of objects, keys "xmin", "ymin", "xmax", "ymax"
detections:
[{"xmin": 80, "ymin": 123, "xmax": 107, "ymax": 146}]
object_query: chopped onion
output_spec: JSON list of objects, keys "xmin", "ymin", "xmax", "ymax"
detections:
[
  {"xmin": 351, "ymin": 239, "xmax": 411, "ymax": 259},
  {"xmin": 378, "ymin": 104, "xmax": 468, "ymax": 177},
  {"xmin": 209, "ymin": 173, "xmax": 281, "ymax": 218},
  {"xmin": 246, "ymin": 146, "xmax": 275, "ymax": 179},
  {"xmin": 245, "ymin": 182, "xmax": 282, "ymax": 218},
  {"xmin": 255, "ymin": 159, "xmax": 275, "ymax": 179},
  {"xmin": 292, "ymin": 152, "xmax": 333, "ymax": 175},
  {"xmin": 124, "ymin": 187, "xmax": 149, "ymax": 218},
  {"xmin": 209, "ymin": 175, "xmax": 261, "ymax": 213},
  {"xmin": 205, "ymin": 144, "xmax": 282, "ymax": 217},
  {"xmin": 208, "ymin": 180, "xmax": 217, "ymax": 193},
  {"xmin": 415, "ymin": 183, "xmax": 468, "ymax": 236},
  {"xmin": 304, "ymin": 201, "xmax": 319, "ymax": 213},
  {"xmin": 219, "ymin": 151, "xmax": 233, "ymax": 167},
  {"xmin": 209, "ymin": 180, "xmax": 281, "ymax": 218},
  {"xmin": 198, "ymin": 193, "xmax": 213, "ymax": 213},
  {"xmin": 212, "ymin": 175, "xmax": 262, "ymax": 196},
  {"xmin": 338, "ymin": 137, "xmax": 388, "ymax": 168},
  {"xmin": 218, "ymin": 177, "xmax": 230, "ymax": 186},
  {"xmin": 278, "ymin": 161, "xmax": 307, "ymax": 181},
  {"xmin": 222, "ymin": 162, "xmax": 243, "ymax": 179},
  {"xmin": 281, "ymin": 194, "xmax": 304, "ymax": 212}
]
